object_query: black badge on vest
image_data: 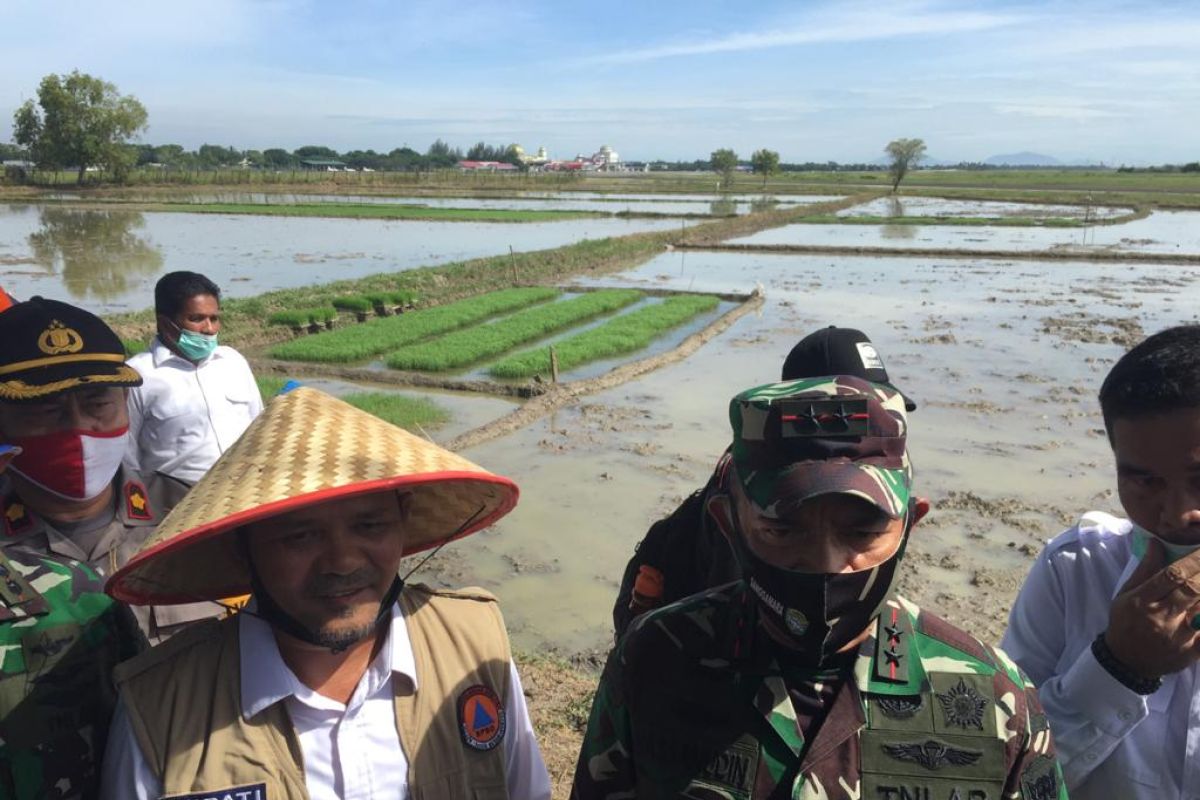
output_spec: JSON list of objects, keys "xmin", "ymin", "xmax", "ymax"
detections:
[
  {"xmin": 161, "ymin": 783, "xmax": 267, "ymax": 800},
  {"xmin": 458, "ymin": 684, "xmax": 506, "ymax": 751}
]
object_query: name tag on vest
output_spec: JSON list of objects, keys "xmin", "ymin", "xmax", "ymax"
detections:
[{"xmin": 161, "ymin": 783, "xmax": 267, "ymax": 800}]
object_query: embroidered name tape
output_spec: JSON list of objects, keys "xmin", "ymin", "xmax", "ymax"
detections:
[
  {"xmin": 161, "ymin": 783, "xmax": 267, "ymax": 800},
  {"xmin": 458, "ymin": 684, "xmax": 506, "ymax": 751}
]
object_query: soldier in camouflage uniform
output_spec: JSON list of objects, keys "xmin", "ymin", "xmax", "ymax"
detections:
[
  {"xmin": 0, "ymin": 444, "xmax": 141, "ymax": 799},
  {"xmin": 573, "ymin": 376, "xmax": 1066, "ymax": 800}
]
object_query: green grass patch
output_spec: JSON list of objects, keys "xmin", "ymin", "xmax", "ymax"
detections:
[
  {"xmin": 268, "ymin": 287, "xmax": 561, "ymax": 362},
  {"xmin": 341, "ymin": 392, "xmax": 449, "ymax": 430},
  {"xmin": 144, "ymin": 201, "xmax": 602, "ymax": 223},
  {"xmin": 384, "ymin": 289, "xmax": 643, "ymax": 371},
  {"xmin": 256, "ymin": 375, "xmax": 290, "ymax": 401},
  {"xmin": 267, "ymin": 306, "xmax": 338, "ymax": 327},
  {"xmin": 798, "ymin": 214, "xmax": 1086, "ymax": 227},
  {"xmin": 489, "ymin": 294, "xmax": 720, "ymax": 378}
]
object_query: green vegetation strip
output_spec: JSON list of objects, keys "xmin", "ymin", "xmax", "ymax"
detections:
[
  {"xmin": 267, "ymin": 306, "xmax": 337, "ymax": 326},
  {"xmin": 144, "ymin": 202, "xmax": 601, "ymax": 223},
  {"xmin": 489, "ymin": 294, "xmax": 720, "ymax": 378},
  {"xmin": 799, "ymin": 214, "xmax": 1085, "ymax": 227},
  {"xmin": 269, "ymin": 287, "xmax": 560, "ymax": 362},
  {"xmin": 255, "ymin": 377, "xmax": 448, "ymax": 431},
  {"xmin": 385, "ymin": 289, "xmax": 643, "ymax": 371}
]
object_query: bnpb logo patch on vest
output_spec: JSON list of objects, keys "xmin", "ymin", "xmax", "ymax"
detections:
[{"xmin": 457, "ymin": 684, "xmax": 506, "ymax": 751}]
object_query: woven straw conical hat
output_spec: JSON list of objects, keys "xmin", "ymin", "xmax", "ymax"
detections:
[{"xmin": 108, "ymin": 387, "xmax": 518, "ymax": 605}]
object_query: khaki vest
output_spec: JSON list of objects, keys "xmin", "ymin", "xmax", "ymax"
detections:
[{"xmin": 114, "ymin": 584, "xmax": 513, "ymax": 800}]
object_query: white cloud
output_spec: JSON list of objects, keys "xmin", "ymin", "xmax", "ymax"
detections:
[{"xmin": 579, "ymin": 3, "xmax": 1028, "ymax": 65}]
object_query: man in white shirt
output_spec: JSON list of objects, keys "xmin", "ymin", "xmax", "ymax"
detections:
[
  {"xmin": 101, "ymin": 387, "xmax": 551, "ymax": 800},
  {"xmin": 126, "ymin": 270, "xmax": 262, "ymax": 484},
  {"xmin": 1003, "ymin": 324, "xmax": 1200, "ymax": 799}
]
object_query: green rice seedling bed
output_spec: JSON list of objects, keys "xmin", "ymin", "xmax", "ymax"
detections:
[
  {"xmin": 268, "ymin": 287, "xmax": 560, "ymax": 362},
  {"xmin": 384, "ymin": 289, "xmax": 643, "ymax": 371},
  {"xmin": 267, "ymin": 306, "xmax": 338, "ymax": 327},
  {"xmin": 255, "ymin": 377, "xmax": 447, "ymax": 430},
  {"xmin": 489, "ymin": 294, "xmax": 720, "ymax": 378},
  {"xmin": 331, "ymin": 296, "xmax": 372, "ymax": 313}
]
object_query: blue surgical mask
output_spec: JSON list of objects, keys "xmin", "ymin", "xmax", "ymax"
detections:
[
  {"xmin": 1130, "ymin": 523, "xmax": 1200, "ymax": 565},
  {"xmin": 174, "ymin": 328, "xmax": 218, "ymax": 361}
]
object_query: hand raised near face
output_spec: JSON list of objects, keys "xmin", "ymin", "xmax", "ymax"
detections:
[{"xmin": 1104, "ymin": 539, "xmax": 1200, "ymax": 680}]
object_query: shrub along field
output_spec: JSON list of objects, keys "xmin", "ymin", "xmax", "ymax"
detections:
[
  {"xmin": 268, "ymin": 287, "xmax": 560, "ymax": 362},
  {"xmin": 489, "ymin": 294, "xmax": 720, "ymax": 378},
  {"xmin": 255, "ymin": 376, "xmax": 448, "ymax": 430},
  {"xmin": 384, "ymin": 289, "xmax": 643, "ymax": 372}
]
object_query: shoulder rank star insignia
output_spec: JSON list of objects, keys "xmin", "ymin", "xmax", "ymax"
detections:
[
  {"xmin": 3, "ymin": 499, "xmax": 33, "ymax": 536},
  {"xmin": 937, "ymin": 677, "xmax": 988, "ymax": 730},
  {"xmin": 124, "ymin": 482, "xmax": 153, "ymax": 521},
  {"xmin": 882, "ymin": 739, "xmax": 983, "ymax": 771}
]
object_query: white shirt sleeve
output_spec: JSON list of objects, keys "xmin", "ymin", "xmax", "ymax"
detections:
[
  {"xmin": 99, "ymin": 696, "xmax": 162, "ymax": 800},
  {"xmin": 124, "ymin": 384, "xmax": 146, "ymax": 473},
  {"xmin": 240, "ymin": 355, "xmax": 265, "ymax": 419},
  {"xmin": 1002, "ymin": 544, "xmax": 1150, "ymax": 790},
  {"xmin": 503, "ymin": 660, "xmax": 552, "ymax": 800}
]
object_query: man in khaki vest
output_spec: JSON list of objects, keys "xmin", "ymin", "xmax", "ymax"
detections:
[{"xmin": 100, "ymin": 386, "xmax": 551, "ymax": 799}]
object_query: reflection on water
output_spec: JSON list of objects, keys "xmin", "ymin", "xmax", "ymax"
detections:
[
  {"xmin": 709, "ymin": 198, "xmax": 737, "ymax": 216},
  {"xmin": 28, "ymin": 208, "xmax": 163, "ymax": 301},
  {"xmin": 749, "ymin": 196, "xmax": 780, "ymax": 214}
]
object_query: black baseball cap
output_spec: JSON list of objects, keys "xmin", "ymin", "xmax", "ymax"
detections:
[
  {"xmin": 0, "ymin": 297, "xmax": 142, "ymax": 402},
  {"xmin": 782, "ymin": 326, "xmax": 917, "ymax": 411}
]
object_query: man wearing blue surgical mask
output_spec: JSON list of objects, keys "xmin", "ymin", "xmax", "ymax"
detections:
[
  {"xmin": 1003, "ymin": 324, "xmax": 1200, "ymax": 799},
  {"xmin": 126, "ymin": 271, "xmax": 262, "ymax": 485}
]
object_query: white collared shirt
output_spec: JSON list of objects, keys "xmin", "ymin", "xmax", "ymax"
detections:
[
  {"xmin": 1002, "ymin": 511, "xmax": 1200, "ymax": 799},
  {"xmin": 125, "ymin": 337, "xmax": 263, "ymax": 484},
  {"xmin": 101, "ymin": 603, "xmax": 552, "ymax": 800}
]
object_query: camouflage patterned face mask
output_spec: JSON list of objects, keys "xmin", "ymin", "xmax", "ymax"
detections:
[{"xmin": 728, "ymin": 497, "xmax": 912, "ymax": 668}]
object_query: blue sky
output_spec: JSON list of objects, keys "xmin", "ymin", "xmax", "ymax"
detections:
[{"xmin": 2, "ymin": 0, "xmax": 1196, "ymax": 163}]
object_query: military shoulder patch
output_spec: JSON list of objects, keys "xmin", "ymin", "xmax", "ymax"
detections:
[
  {"xmin": 124, "ymin": 480, "xmax": 153, "ymax": 521},
  {"xmin": 3, "ymin": 495, "xmax": 35, "ymax": 537},
  {"xmin": 458, "ymin": 684, "xmax": 506, "ymax": 751},
  {"xmin": 162, "ymin": 783, "xmax": 267, "ymax": 800}
]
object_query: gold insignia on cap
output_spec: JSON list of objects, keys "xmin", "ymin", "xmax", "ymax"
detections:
[{"xmin": 36, "ymin": 321, "xmax": 84, "ymax": 356}]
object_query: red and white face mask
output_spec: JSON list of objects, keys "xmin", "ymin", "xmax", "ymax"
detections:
[{"xmin": 7, "ymin": 427, "xmax": 129, "ymax": 501}]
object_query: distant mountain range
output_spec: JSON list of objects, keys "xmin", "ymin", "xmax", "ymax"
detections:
[{"xmin": 867, "ymin": 151, "xmax": 1104, "ymax": 168}]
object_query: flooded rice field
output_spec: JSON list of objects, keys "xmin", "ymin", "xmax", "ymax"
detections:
[
  {"xmin": 839, "ymin": 195, "xmax": 1133, "ymax": 220},
  {"xmin": 425, "ymin": 250, "xmax": 1199, "ymax": 654},
  {"xmin": 729, "ymin": 209, "xmax": 1200, "ymax": 257},
  {"xmin": 0, "ymin": 204, "xmax": 687, "ymax": 311}
]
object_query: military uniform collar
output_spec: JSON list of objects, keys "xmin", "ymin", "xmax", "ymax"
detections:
[{"xmin": 856, "ymin": 596, "xmax": 927, "ymax": 696}]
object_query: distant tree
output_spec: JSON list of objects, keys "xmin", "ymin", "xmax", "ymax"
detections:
[
  {"xmin": 196, "ymin": 144, "xmax": 241, "ymax": 168},
  {"xmin": 262, "ymin": 148, "xmax": 296, "ymax": 168},
  {"xmin": 1182, "ymin": 162, "xmax": 1200, "ymax": 173},
  {"xmin": 426, "ymin": 139, "xmax": 462, "ymax": 168},
  {"xmin": 750, "ymin": 148, "xmax": 780, "ymax": 187},
  {"xmin": 153, "ymin": 144, "xmax": 186, "ymax": 166},
  {"xmin": 13, "ymin": 70, "xmax": 148, "ymax": 184},
  {"xmin": 387, "ymin": 147, "xmax": 424, "ymax": 171},
  {"xmin": 343, "ymin": 149, "xmax": 386, "ymax": 170},
  {"xmin": 243, "ymin": 150, "xmax": 264, "ymax": 167},
  {"xmin": 884, "ymin": 137, "xmax": 926, "ymax": 192},
  {"xmin": 710, "ymin": 148, "xmax": 739, "ymax": 188},
  {"xmin": 293, "ymin": 145, "xmax": 340, "ymax": 160},
  {"xmin": 0, "ymin": 143, "xmax": 29, "ymax": 161}
]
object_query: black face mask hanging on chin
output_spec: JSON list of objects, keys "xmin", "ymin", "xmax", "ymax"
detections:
[{"xmin": 726, "ymin": 498, "xmax": 912, "ymax": 669}]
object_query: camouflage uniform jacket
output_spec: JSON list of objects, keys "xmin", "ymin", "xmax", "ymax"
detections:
[
  {"xmin": 0, "ymin": 546, "xmax": 143, "ymax": 800},
  {"xmin": 573, "ymin": 581, "xmax": 1067, "ymax": 800},
  {"xmin": 0, "ymin": 467, "xmax": 217, "ymax": 642}
]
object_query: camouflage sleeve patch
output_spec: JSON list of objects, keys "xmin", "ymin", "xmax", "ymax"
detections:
[
  {"xmin": 570, "ymin": 648, "xmax": 636, "ymax": 800},
  {"xmin": 1006, "ymin": 675, "xmax": 1068, "ymax": 800}
]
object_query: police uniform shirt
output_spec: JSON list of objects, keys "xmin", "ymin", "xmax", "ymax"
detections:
[
  {"xmin": 101, "ymin": 600, "xmax": 553, "ymax": 800},
  {"xmin": 126, "ymin": 337, "xmax": 263, "ymax": 485},
  {"xmin": 0, "ymin": 466, "xmax": 219, "ymax": 642}
]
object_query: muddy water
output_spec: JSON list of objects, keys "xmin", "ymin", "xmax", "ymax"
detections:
[
  {"xmin": 729, "ymin": 209, "xmax": 1200, "ymax": 256},
  {"xmin": 75, "ymin": 191, "xmax": 843, "ymax": 216},
  {"xmin": 422, "ymin": 250, "xmax": 1199, "ymax": 654},
  {"xmin": 840, "ymin": 196, "xmax": 1133, "ymax": 220},
  {"xmin": 0, "ymin": 204, "xmax": 688, "ymax": 312}
]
